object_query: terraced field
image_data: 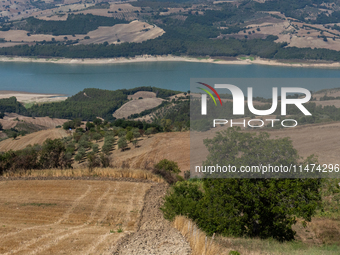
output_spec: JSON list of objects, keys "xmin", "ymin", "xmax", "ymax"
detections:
[{"xmin": 0, "ymin": 180, "xmax": 151, "ymax": 255}]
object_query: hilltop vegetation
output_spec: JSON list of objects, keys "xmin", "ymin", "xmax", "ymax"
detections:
[
  {"xmin": 20, "ymin": 14, "xmax": 128, "ymax": 36},
  {"xmin": 2, "ymin": 0, "xmax": 340, "ymax": 60},
  {"xmin": 0, "ymin": 87, "xmax": 181, "ymax": 121},
  {"xmin": 0, "ymin": 116, "xmax": 163, "ymax": 174}
]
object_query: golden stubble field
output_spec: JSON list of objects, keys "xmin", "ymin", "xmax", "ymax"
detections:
[
  {"xmin": 0, "ymin": 128, "xmax": 68, "ymax": 151},
  {"xmin": 0, "ymin": 180, "xmax": 152, "ymax": 255}
]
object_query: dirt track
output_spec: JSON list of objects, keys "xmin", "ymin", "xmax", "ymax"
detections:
[{"xmin": 112, "ymin": 184, "xmax": 191, "ymax": 255}]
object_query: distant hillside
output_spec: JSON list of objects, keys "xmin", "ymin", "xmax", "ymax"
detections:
[
  {"xmin": 4, "ymin": 0, "xmax": 340, "ymax": 60},
  {"xmin": 0, "ymin": 87, "xmax": 181, "ymax": 121}
]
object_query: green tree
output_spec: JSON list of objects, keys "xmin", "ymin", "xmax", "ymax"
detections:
[
  {"xmin": 86, "ymin": 121, "xmax": 95, "ymax": 130},
  {"xmin": 87, "ymin": 151, "xmax": 100, "ymax": 171},
  {"xmin": 92, "ymin": 143, "xmax": 99, "ymax": 153},
  {"xmin": 93, "ymin": 118, "xmax": 102, "ymax": 126},
  {"xmin": 118, "ymin": 129, "xmax": 127, "ymax": 137},
  {"xmin": 198, "ymin": 128, "xmax": 321, "ymax": 241},
  {"xmin": 126, "ymin": 131, "xmax": 134, "ymax": 142},
  {"xmin": 118, "ymin": 137, "xmax": 128, "ymax": 151},
  {"xmin": 161, "ymin": 128, "xmax": 322, "ymax": 242},
  {"xmin": 132, "ymin": 128, "xmax": 140, "ymax": 139},
  {"xmin": 155, "ymin": 159, "xmax": 181, "ymax": 174},
  {"xmin": 39, "ymin": 138, "xmax": 69, "ymax": 168},
  {"xmin": 75, "ymin": 147, "xmax": 86, "ymax": 162},
  {"xmin": 100, "ymin": 153, "xmax": 110, "ymax": 167},
  {"xmin": 161, "ymin": 118, "xmax": 172, "ymax": 132},
  {"xmin": 93, "ymin": 132, "xmax": 102, "ymax": 142}
]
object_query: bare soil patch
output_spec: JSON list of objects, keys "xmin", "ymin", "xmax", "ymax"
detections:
[
  {"xmin": 0, "ymin": 179, "xmax": 152, "ymax": 255},
  {"xmin": 112, "ymin": 183, "xmax": 191, "ymax": 254}
]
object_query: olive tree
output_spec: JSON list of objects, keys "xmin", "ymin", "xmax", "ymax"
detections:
[
  {"xmin": 162, "ymin": 128, "xmax": 322, "ymax": 242},
  {"xmin": 197, "ymin": 127, "xmax": 322, "ymax": 241}
]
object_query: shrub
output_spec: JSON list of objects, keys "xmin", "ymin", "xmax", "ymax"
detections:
[
  {"xmin": 75, "ymin": 147, "xmax": 86, "ymax": 162},
  {"xmin": 161, "ymin": 128, "xmax": 322, "ymax": 242},
  {"xmin": 118, "ymin": 137, "xmax": 127, "ymax": 151},
  {"xmin": 118, "ymin": 129, "xmax": 127, "ymax": 137},
  {"xmin": 87, "ymin": 152, "xmax": 100, "ymax": 170},
  {"xmin": 155, "ymin": 159, "xmax": 181, "ymax": 174},
  {"xmin": 126, "ymin": 131, "xmax": 134, "ymax": 142},
  {"xmin": 100, "ymin": 153, "xmax": 110, "ymax": 167},
  {"xmin": 161, "ymin": 181, "xmax": 203, "ymax": 220},
  {"xmin": 86, "ymin": 121, "xmax": 95, "ymax": 130},
  {"xmin": 92, "ymin": 144, "xmax": 99, "ymax": 153},
  {"xmin": 93, "ymin": 132, "xmax": 102, "ymax": 142},
  {"xmin": 39, "ymin": 138, "xmax": 69, "ymax": 168},
  {"xmin": 152, "ymin": 168, "xmax": 178, "ymax": 185}
]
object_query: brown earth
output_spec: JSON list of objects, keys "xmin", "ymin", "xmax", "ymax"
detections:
[
  {"xmin": 107, "ymin": 132, "xmax": 190, "ymax": 173},
  {"xmin": 0, "ymin": 128, "xmax": 68, "ymax": 151},
  {"xmin": 112, "ymin": 183, "xmax": 191, "ymax": 254},
  {"xmin": 113, "ymin": 97, "xmax": 164, "ymax": 119},
  {"xmin": 0, "ymin": 21, "xmax": 164, "ymax": 47},
  {"xmin": 0, "ymin": 113, "xmax": 68, "ymax": 130},
  {"xmin": 2, "ymin": 120, "xmax": 340, "ymax": 173},
  {"xmin": 313, "ymin": 88, "xmax": 340, "ymax": 100},
  {"xmin": 0, "ymin": 179, "xmax": 153, "ymax": 255},
  {"xmin": 77, "ymin": 21, "xmax": 165, "ymax": 45}
]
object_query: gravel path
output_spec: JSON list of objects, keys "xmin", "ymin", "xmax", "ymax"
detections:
[{"xmin": 111, "ymin": 184, "xmax": 191, "ymax": 255}]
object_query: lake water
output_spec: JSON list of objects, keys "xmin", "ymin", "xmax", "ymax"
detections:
[{"xmin": 1, "ymin": 61, "xmax": 340, "ymax": 96}]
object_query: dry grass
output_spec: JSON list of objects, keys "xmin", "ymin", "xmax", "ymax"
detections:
[
  {"xmin": 0, "ymin": 179, "xmax": 152, "ymax": 254},
  {"xmin": 0, "ymin": 128, "xmax": 68, "ymax": 152},
  {"xmin": 172, "ymin": 216, "xmax": 226, "ymax": 255},
  {"xmin": 112, "ymin": 97, "xmax": 163, "ymax": 119},
  {"xmin": 2, "ymin": 167, "xmax": 164, "ymax": 183},
  {"xmin": 172, "ymin": 217, "xmax": 340, "ymax": 255}
]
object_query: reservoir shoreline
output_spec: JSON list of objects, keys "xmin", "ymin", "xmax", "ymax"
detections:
[{"xmin": 1, "ymin": 55, "xmax": 340, "ymax": 69}]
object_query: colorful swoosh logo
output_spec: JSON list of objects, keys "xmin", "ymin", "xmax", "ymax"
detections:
[{"xmin": 197, "ymin": 82, "xmax": 223, "ymax": 106}]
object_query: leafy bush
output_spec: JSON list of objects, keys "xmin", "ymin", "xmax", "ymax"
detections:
[
  {"xmin": 100, "ymin": 153, "xmax": 110, "ymax": 167},
  {"xmin": 155, "ymin": 159, "xmax": 181, "ymax": 174},
  {"xmin": 161, "ymin": 128, "xmax": 322, "ymax": 242},
  {"xmin": 87, "ymin": 152, "xmax": 100, "ymax": 170},
  {"xmin": 92, "ymin": 144, "xmax": 99, "ymax": 153},
  {"xmin": 117, "ymin": 137, "xmax": 127, "ymax": 151},
  {"xmin": 126, "ymin": 131, "xmax": 134, "ymax": 142},
  {"xmin": 161, "ymin": 181, "xmax": 203, "ymax": 220}
]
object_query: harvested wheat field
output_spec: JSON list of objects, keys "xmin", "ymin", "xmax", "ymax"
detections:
[
  {"xmin": 0, "ymin": 113, "xmax": 68, "ymax": 130},
  {"xmin": 0, "ymin": 180, "xmax": 151, "ymax": 255},
  {"xmin": 113, "ymin": 97, "xmax": 163, "ymax": 119},
  {"xmin": 0, "ymin": 128, "xmax": 68, "ymax": 152}
]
